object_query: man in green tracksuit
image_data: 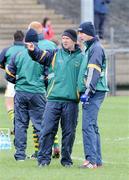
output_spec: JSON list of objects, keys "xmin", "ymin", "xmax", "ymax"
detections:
[
  {"xmin": 28, "ymin": 21, "xmax": 60, "ymax": 159},
  {"xmin": 26, "ymin": 29, "xmax": 83, "ymax": 167},
  {"xmin": 5, "ymin": 29, "xmax": 46, "ymax": 161},
  {"xmin": 0, "ymin": 30, "xmax": 25, "ymax": 133}
]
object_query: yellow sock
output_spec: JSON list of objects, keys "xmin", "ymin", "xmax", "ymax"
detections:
[
  {"xmin": 53, "ymin": 134, "xmax": 59, "ymax": 148},
  {"xmin": 8, "ymin": 109, "xmax": 14, "ymax": 122},
  {"xmin": 32, "ymin": 127, "xmax": 39, "ymax": 156}
]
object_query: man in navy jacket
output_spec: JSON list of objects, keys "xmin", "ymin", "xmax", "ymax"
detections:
[{"xmin": 94, "ymin": 0, "xmax": 111, "ymax": 39}]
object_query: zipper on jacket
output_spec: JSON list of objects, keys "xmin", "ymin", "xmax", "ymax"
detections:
[{"xmin": 47, "ymin": 80, "xmax": 55, "ymax": 98}]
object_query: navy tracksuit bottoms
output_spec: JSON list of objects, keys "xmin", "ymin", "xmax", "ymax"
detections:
[
  {"xmin": 14, "ymin": 91, "xmax": 46, "ymax": 160},
  {"xmin": 38, "ymin": 101, "xmax": 78, "ymax": 166},
  {"xmin": 82, "ymin": 91, "xmax": 106, "ymax": 165}
]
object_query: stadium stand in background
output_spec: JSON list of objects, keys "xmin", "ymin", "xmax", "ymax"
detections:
[{"xmin": 0, "ymin": 0, "xmax": 129, "ymax": 95}]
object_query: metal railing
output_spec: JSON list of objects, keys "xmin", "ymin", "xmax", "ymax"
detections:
[
  {"xmin": 105, "ymin": 27, "xmax": 129, "ymax": 96},
  {"xmin": 106, "ymin": 48, "xmax": 129, "ymax": 96}
]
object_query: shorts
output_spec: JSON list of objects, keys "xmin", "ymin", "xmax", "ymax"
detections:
[{"xmin": 4, "ymin": 82, "xmax": 15, "ymax": 97}]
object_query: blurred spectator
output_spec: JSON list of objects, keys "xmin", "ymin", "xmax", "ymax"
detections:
[
  {"xmin": 42, "ymin": 17, "xmax": 55, "ymax": 40},
  {"xmin": 94, "ymin": 0, "xmax": 111, "ymax": 39}
]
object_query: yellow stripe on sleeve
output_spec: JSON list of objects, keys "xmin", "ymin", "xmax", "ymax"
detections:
[
  {"xmin": 40, "ymin": 51, "xmax": 47, "ymax": 61},
  {"xmin": 88, "ymin": 64, "xmax": 101, "ymax": 72},
  {"xmin": 52, "ymin": 53, "xmax": 56, "ymax": 69},
  {"xmin": 6, "ymin": 69, "xmax": 15, "ymax": 78}
]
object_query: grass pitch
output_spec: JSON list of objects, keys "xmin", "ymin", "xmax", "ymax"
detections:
[{"xmin": 0, "ymin": 94, "xmax": 129, "ymax": 180}]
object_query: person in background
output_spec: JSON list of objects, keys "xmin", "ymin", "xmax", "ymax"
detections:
[
  {"xmin": 5, "ymin": 29, "xmax": 46, "ymax": 161},
  {"xmin": 94, "ymin": 0, "xmax": 111, "ymax": 39},
  {"xmin": 0, "ymin": 30, "xmax": 25, "ymax": 134},
  {"xmin": 78, "ymin": 22, "xmax": 109, "ymax": 168},
  {"xmin": 26, "ymin": 29, "xmax": 83, "ymax": 167},
  {"xmin": 42, "ymin": 17, "xmax": 55, "ymax": 40},
  {"xmin": 28, "ymin": 21, "xmax": 60, "ymax": 159}
]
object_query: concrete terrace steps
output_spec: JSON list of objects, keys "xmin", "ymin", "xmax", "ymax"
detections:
[
  {"xmin": 0, "ymin": 23, "xmax": 77, "ymax": 40},
  {"xmin": 0, "ymin": 23, "xmax": 76, "ymax": 29},
  {"xmin": 0, "ymin": 17, "xmax": 72, "ymax": 23},
  {"xmin": 0, "ymin": 15, "xmax": 68, "ymax": 22},
  {"xmin": 0, "ymin": 0, "xmax": 37, "ymax": 3},
  {"xmin": 0, "ymin": 4, "xmax": 45, "ymax": 8},
  {"xmin": 0, "ymin": 25, "xmax": 76, "ymax": 30},
  {"xmin": 0, "ymin": 9, "xmax": 56, "ymax": 14},
  {"xmin": 0, "ymin": 0, "xmax": 76, "ymax": 49},
  {"xmin": 0, "ymin": 28, "xmax": 77, "ymax": 35}
]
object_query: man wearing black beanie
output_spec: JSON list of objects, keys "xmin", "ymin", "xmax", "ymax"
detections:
[
  {"xmin": 5, "ymin": 28, "xmax": 46, "ymax": 161},
  {"xmin": 26, "ymin": 28, "xmax": 83, "ymax": 168},
  {"xmin": 78, "ymin": 22, "xmax": 109, "ymax": 168},
  {"xmin": 25, "ymin": 28, "xmax": 38, "ymax": 43},
  {"xmin": 62, "ymin": 29, "xmax": 77, "ymax": 42},
  {"xmin": 78, "ymin": 22, "xmax": 96, "ymax": 37}
]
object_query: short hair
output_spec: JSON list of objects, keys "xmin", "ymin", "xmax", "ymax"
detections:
[
  {"xmin": 14, "ymin": 30, "xmax": 24, "ymax": 41},
  {"xmin": 28, "ymin": 21, "xmax": 43, "ymax": 34}
]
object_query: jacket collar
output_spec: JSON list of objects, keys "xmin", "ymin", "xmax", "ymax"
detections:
[
  {"xmin": 13, "ymin": 41, "xmax": 24, "ymax": 46},
  {"xmin": 84, "ymin": 36, "xmax": 98, "ymax": 50},
  {"xmin": 38, "ymin": 33, "xmax": 44, "ymax": 41}
]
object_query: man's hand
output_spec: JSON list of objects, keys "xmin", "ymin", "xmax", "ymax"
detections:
[
  {"xmin": 80, "ymin": 93, "xmax": 89, "ymax": 103},
  {"xmin": 25, "ymin": 42, "xmax": 34, "ymax": 51}
]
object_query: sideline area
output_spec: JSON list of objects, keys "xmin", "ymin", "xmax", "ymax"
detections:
[{"xmin": 0, "ymin": 94, "xmax": 129, "ymax": 180}]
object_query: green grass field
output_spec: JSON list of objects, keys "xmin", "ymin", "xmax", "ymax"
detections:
[{"xmin": 0, "ymin": 94, "xmax": 129, "ymax": 180}]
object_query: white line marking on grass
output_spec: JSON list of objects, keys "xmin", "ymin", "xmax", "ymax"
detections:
[
  {"xmin": 72, "ymin": 156, "xmax": 83, "ymax": 161},
  {"xmin": 72, "ymin": 156, "xmax": 129, "ymax": 166},
  {"xmin": 105, "ymin": 136, "xmax": 129, "ymax": 142},
  {"xmin": 75, "ymin": 137, "xmax": 129, "ymax": 146}
]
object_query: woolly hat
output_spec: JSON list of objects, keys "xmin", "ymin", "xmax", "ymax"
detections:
[
  {"xmin": 78, "ymin": 22, "xmax": 96, "ymax": 37},
  {"xmin": 62, "ymin": 29, "xmax": 77, "ymax": 42},
  {"xmin": 25, "ymin": 28, "xmax": 38, "ymax": 43}
]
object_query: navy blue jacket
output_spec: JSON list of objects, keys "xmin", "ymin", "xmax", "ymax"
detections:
[
  {"xmin": 94, "ymin": 0, "xmax": 111, "ymax": 14},
  {"xmin": 78, "ymin": 37, "xmax": 109, "ymax": 95}
]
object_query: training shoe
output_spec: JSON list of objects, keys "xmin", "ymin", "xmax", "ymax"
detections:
[
  {"xmin": 27, "ymin": 153, "xmax": 37, "ymax": 160},
  {"xmin": 52, "ymin": 147, "xmax": 60, "ymax": 159},
  {"xmin": 62, "ymin": 163, "xmax": 73, "ymax": 168},
  {"xmin": 97, "ymin": 164, "xmax": 103, "ymax": 168},
  {"xmin": 16, "ymin": 159, "xmax": 25, "ymax": 162},
  {"xmin": 38, "ymin": 163, "xmax": 49, "ymax": 168},
  {"xmin": 63, "ymin": 164, "xmax": 73, "ymax": 168},
  {"xmin": 10, "ymin": 130, "xmax": 14, "ymax": 135},
  {"xmin": 79, "ymin": 160, "xmax": 97, "ymax": 169}
]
